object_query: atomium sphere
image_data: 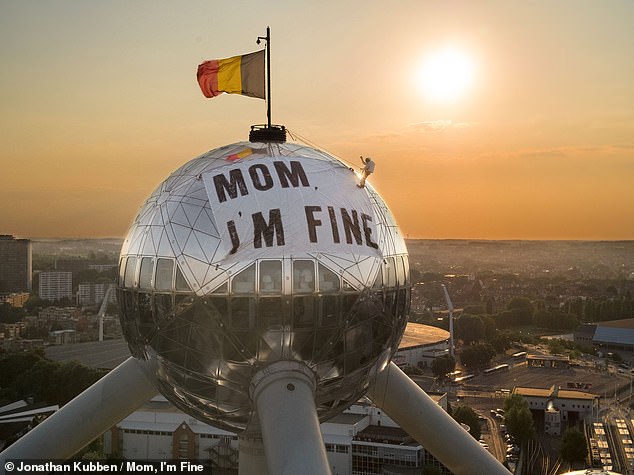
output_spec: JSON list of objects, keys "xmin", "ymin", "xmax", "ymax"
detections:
[{"xmin": 116, "ymin": 140, "xmax": 410, "ymax": 432}]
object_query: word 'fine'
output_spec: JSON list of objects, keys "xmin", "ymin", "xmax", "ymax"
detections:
[{"xmin": 227, "ymin": 206, "xmax": 378, "ymax": 254}]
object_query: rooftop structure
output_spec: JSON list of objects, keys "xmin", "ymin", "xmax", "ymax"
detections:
[
  {"xmin": 574, "ymin": 319, "xmax": 634, "ymax": 354},
  {"xmin": 105, "ymin": 396, "xmax": 451, "ymax": 474},
  {"xmin": 526, "ymin": 354, "xmax": 571, "ymax": 368},
  {"xmin": 513, "ymin": 384, "xmax": 599, "ymax": 428}
]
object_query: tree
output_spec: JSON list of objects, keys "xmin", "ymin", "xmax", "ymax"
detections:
[
  {"xmin": 24, "ymin": 295, "xmax": 47, "ymax": 314},
  {"xmin": 0, "ymin": 350, "xmax": 45, "ymax": 388},
  {"xmin": 610, "ymin": 352, "xmax": 623, "ymax": 363},
  {"xmin": 560, "ymin": 427, "xmax": 588, "ymax": 466},
  {"xmin": 0, "ymin": 351, "xmax": 105, "ymax": 405},
  {"xmin": 585, "ymin": 299, "xmax": 599, "ymax": 321},
  {"xmin": 481, "ymin": 315, "xmax": 497, "ymax": 341},
  {"xmin": 402, "ymin": 365, "xmax": 424, "ymax": 377},
  {"xmin": 503, "ymin": 394, "xmax": 525, "ymax": 412},
  {"xmin": 533, "ymin": 299, "xmax": 546, "ymax": 312},
  {"xmin": 75, "ymin": 269, "xmax": 101, "ymax": 286},
  {"xmin": 534, "ymin": 309, "xmax": 579, "ymax": 330},
  {"xmin": 0, "ymin": 304, "xmax": 24, "ymax": 323},
  {"xmin": 486, "ymin": 297, "xmax": 494, "ymax": 315},
  {"xmin": 546, "ymin": 339, "xmax": 566, "ymax": 355},
  {"xmin": 463, "ymin": 305, "xmax": 485, "ymax": 315},
  {"xmin": 568, "ymin": 298, "xmax": 584, "ymax": 319},
  {"xmin": 460, "ymin": 343, "xmax": 496, "ymax": 370},
  {"xmin": 452, "ymin": 404, "xmax": 481, "ymax": 441},
  {"xmin": 507, "ymin": 297, "xmax": 534, "ymax": 325},
  {"xmin": 489, "ymin": 333, "xmax": 511, "ymax": 354},
  {"xmin": 623, "ymin": 295, "xmax": 633, "ymax": 318},
  {"xmin": 431, "ymin": 355, "xmax": 455, "ymax": 379},
  {"xmin": 533, "ymin": 309, "xmax": 550, "ymax": 328},
  {"xmin": 493, "ymin": 310, "xmax": 515, "ymax": 329},
  {"xmin": 503, "ymin": 395, "xmax": 534, "ymax": 445},
  {"xmin": 456, "ymin": 314, "xmax": 485, "ymax": 345}
]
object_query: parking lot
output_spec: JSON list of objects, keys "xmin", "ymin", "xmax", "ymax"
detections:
[
  {"xmin": 457, "ymin": 359, "xmax": 631, "ymax": 401},
  {"xmin": 435, "ymin": 358, "xmax": 633, "ymax": 468}
]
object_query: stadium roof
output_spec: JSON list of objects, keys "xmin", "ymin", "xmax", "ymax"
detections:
[
  {"xmin": 398, "ymin": 322, "xmax": 449, "ymax": 349},
  {"xmin": 594, "ymin": 321, "xmax": 634, "ymax": 346}
]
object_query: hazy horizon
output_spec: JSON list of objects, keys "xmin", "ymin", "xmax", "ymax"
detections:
[
  {"xmin": 22, "ymin": 236, "xmax": 634, "ymax": 243},
  {"xmin": 2, "ymin": 1, "xmax": 633, "ymax": 240}
]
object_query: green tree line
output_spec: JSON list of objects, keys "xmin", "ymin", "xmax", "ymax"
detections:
[{"xmin": 0, "ymin": 350, "xmax": 106, "ymax": 406}]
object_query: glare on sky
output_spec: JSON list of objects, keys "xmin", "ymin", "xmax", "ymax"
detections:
[{"xmin": 418, "ymin": 46, "xmax": 476, "ymax": 104}]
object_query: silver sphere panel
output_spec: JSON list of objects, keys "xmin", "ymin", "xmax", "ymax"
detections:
[{"xmin": 116, "ymin": 141, "xmax": 410, "ymax": 432}]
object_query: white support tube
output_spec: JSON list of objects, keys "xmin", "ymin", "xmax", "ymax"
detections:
[
  {"xmin": 0, "ymin": 357, "xmax": 157, "ymax": 461},
  {"xmin": 368, "ymin": 362, "xmax": 510, "ymax": 475},
  {"xmin": 250, "ymin": 361, "xmax": 331, "ymax": 475}
]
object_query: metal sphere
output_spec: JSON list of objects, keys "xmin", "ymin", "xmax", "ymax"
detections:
[{"xmin": 116, "ymin": 141, "xmax": 410, "ymax": 432}]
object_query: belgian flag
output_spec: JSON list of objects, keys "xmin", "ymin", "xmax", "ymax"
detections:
[{"xmin": 197, "ymin": 50, "xmax": 265, "ymax": 99}]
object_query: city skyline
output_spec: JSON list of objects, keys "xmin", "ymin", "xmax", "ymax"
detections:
[{"xmin": 1, "ymin": 1, "xmax": 633, "ymax": 240}]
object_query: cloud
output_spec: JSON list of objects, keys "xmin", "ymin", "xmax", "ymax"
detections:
[
  {"xmin": 476, "ymin": 144, "xmax": 633, "ymax": 163},
  {"xmin": 410, "ymin": 120, "xmax": 474, "ymax": 132}
]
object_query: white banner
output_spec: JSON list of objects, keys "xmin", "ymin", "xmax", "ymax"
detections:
[{"xmin": 203, "ymin": 156, "xmax": 380, "ymax": 263}]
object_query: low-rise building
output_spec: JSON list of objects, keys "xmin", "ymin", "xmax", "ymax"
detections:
[
  {"xmin": 0, "ymin": 400, "xmax": 58, "ymax": 446},
  {"xmin": 49, "ymin": 329, "xmax": 77, "ymax": 345},
  {"xmin": 527, "ymin": 354, "xmax": 570, "ymax": 368},
  {"xmin": 0, "ymin": 338, "xmax": 44, "ymax": 352},
  {"xmin": 39, "ymin": 306, "xmax": 81, "ymax": 322},
  {"xmin": 513, "ymin": 384, "xmax": 598, "ymax": 428},
  {"xmin": 105, "ymin": 394, "xmax": 452, "ymax": 474},
  {"xmin": 574, "ymin": 319, "xmax": 634, "ymax": 355},
  {"xmin": 1, "ymin": 292, "xmax": 30, "ymax": 307},
  {"xmin": 0, "ymin": 322, "xmax": 27, "ymax": 339}
]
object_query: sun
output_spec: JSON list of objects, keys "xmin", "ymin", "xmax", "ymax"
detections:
[{"xmin": 418, "ymin": 47, "xmax": 476, "ymax": 103}]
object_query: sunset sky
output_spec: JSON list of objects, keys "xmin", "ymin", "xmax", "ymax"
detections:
[{"xmin": 1, "ymin": 1, "xmax": 633, "ymax": 240}]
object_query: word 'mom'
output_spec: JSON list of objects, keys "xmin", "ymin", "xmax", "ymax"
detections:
[{"xmin": 212, "ymin": 160, "xmax": 309, "ymax": 203}]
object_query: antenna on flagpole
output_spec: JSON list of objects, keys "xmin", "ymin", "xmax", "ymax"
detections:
[{"xmin": 251, "ymin": 26, "xmax": 286, "ymax": 143}]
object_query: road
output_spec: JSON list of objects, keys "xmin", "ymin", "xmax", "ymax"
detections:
[
  {"xmin": 480, "ymin": 412, "xmax": 506, "ymax": 462},
  {"xmin": 45, "ymin": 338, "xmax": 130, "ymax": 369}
]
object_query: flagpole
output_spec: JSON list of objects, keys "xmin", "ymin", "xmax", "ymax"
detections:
[
  {"xmin": 252, "ymin": 26, "xmax": 285, "ymax": 143},
  {"xmin": 266, "ymin": 26, "xmax": 271, "ymax": 128},
  {"xmin": 257, "ymin": 26, "xmax": 271, "ymax": 128}
]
